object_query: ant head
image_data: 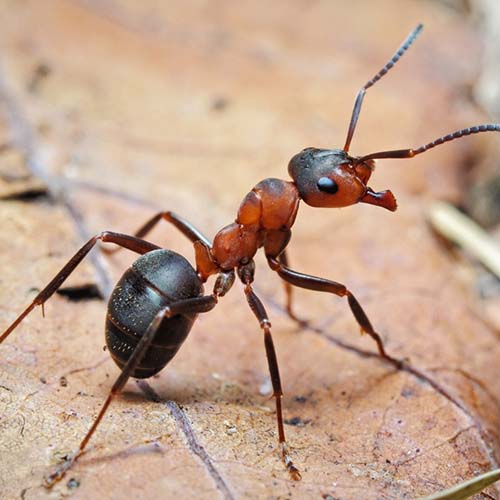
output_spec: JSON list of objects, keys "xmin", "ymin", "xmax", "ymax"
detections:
[
  {"xmin": 286, "ymin": 27, "xmax": 423, "ymax": 213},
  {"xmin": 288, "ymin": 25, "xmax": 499, "ymax": 213},
  {"xmin": 288, "ymin": 148, "xmax": 391, "ymax": 209}
]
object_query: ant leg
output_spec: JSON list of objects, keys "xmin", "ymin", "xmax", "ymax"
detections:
[
  {"xmin": 102, "ymin": 211, "xmax": 211, "ymax": 254},
  {"xmin": 267, "ymin": 257, "xmax": 401, "ymax": 367},
  {"xmin": 278, "ymin": 251, "xmax": 307, "ymax": 326},
  {"xmin": 243, "ymin": 283, "xmax": 301, "ymax": 481},
  {"xmin": 279, "ymin": 251, "xmax": 294, "ymax": 318},
  {"xmin": 44, "ymin": 294, "xmax": 219, "ymax": 488},
  {"xmin": 0, "ymin": 232, "xmax": 160, "ymax": 344}
]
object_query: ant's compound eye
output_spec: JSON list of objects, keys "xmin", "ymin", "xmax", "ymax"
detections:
[{"xmin": 317, "ymin": 177, "xmax": 338, "ymax": 194}]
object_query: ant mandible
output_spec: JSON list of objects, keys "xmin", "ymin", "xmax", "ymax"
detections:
[{"xmin": 1, "ymin": 24, "xmax": 499, "ymax": 486}]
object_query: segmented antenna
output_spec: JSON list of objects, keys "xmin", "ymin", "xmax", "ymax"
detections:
[
  {"xmin": 355, "ymin": 124, "xmax": 500, "ymax": 162},
  {"xmin": 343, "ymin": 24, "xmax": 424, "ymax": 153}
]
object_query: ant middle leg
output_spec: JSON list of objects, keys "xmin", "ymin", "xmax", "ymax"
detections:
[
  {"xmin": 277, "ymin": 250, "xmax": 308, "ymax": 326},
  {"xmin": 238, "ymin": 261, "xmax": 301, "ymax": 480},
  {"xmin": 44, "ymin": 293, "xmax": 219, "ymax": 488},
  {"xmin": 267, "ymin": 257, "xmax": 401, "ymax": 367},
  {"xmin": 263, "ymin": 231, "xmax": 304, "ymax": 324},
  {"xmin": 0, "ymin": 232, "xmax": 160, "ymax": 343},
  {"xmin": 102, "ymin": 211, "xmax": 211, "ymax": 254}
]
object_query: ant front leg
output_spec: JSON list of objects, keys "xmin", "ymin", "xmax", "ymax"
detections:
[
  {"xmin": 102, "ymin": 211, "xmax": 211, "ymax": 254},
  {"xmin": 267, "ymin": 257, "xmax": 402, "ymax": 367},
  {"xmin": 44, "ymin": 293, "xmax": 219, "ymax": 488},
  {"xmin": 0, "ymin": 232, "xmax": 159, "ymax": 343}
]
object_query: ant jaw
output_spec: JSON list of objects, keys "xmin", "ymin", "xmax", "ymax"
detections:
[{"xmin": 360, "ymin": 188, "xmax": 397, "ymax": 212}]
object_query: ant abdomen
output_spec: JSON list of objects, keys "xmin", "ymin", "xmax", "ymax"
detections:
[{"xmin": 105, "ymin": 249, "xmax": 203, "ymax": 378}]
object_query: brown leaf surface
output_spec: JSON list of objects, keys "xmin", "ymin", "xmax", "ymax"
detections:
[{"xmin": 0, "ymin": 1, "xmax": 499, "ymax": 499}]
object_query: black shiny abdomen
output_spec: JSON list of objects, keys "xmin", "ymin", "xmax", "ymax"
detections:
[{"xmin": 105, "ymin": 249, "xmax": 203, "ymax": 379}]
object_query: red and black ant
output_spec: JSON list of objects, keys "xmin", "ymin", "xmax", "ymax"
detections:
[{"xmin": 1, "ymin": 24, "xmax": 499, "ymax": 486}]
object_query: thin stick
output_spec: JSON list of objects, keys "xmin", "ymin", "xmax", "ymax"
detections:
[{"xmin": 428, "ymin": 201, "xmax": 500, "ymax": 279}]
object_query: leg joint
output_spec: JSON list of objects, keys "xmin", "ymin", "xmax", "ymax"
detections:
[
  {"xmin": 213, "ymin": 270, "xmax": 235, "ymax": 297},
  {"xmin": 97, "ymin": 230, "xmax": 110, "ymax": 240},
  {"xmin": 160, "ymin": 211, "xmax": 173, "ymax": 220},
  {"xmin": 261, "ymin": 318, "xmax": 272, "ymax": 329},
  {"xmin": 267, "ymin": 257, "xmax": 280, "ymax": 271}
]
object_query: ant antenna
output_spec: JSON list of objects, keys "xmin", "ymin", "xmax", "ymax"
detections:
[
  {"xmin": 355, "ymin": 124, "xmax": 500, "ymax": 163},
  {"xmin": 343, "ymin": 24, "xmax": 424, "ymax": 153}
]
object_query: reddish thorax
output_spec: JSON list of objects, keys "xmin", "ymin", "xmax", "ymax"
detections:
[{"xmin": 196, "ymin": 178, "xmax": 300, "ymax": 280}]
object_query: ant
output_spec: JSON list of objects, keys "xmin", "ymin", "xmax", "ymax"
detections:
[{"xmin": 1, "ymin": 24, "xmax": 499, "ymax": 486}]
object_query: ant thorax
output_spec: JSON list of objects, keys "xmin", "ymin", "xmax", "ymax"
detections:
[{"xmin": 210, "ymin": 178, "xmax": 300, "ymax": 272}]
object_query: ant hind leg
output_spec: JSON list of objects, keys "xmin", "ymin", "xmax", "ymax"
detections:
[
  {"xmin": 102, "ymin": 211, "xmax": 211, "ymax": 254},
  {"xmin": 44, "ymin": 294, "xmax": 218, "ymax": 488},
  {"xmin": 0, "ymin": 232, "xmax": 159, "ymax": 344}
]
